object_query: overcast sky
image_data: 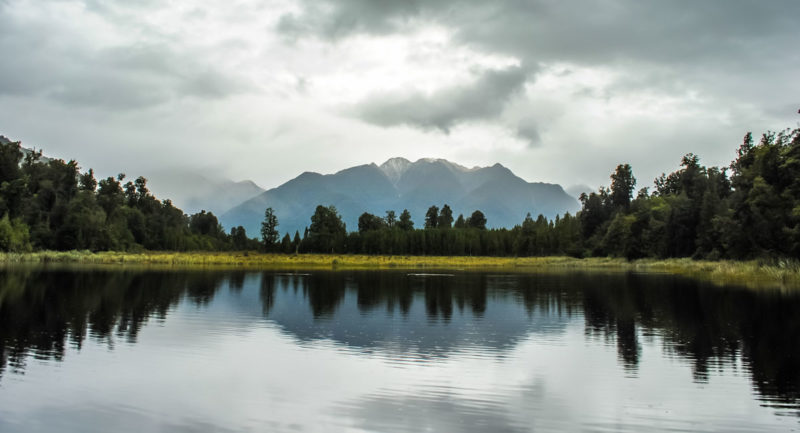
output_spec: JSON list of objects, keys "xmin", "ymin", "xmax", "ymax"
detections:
[{"xmin": 1, "ymin": 0, "xmax": 798, "ymax": 192}]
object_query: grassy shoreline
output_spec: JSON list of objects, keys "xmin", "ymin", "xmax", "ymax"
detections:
[{"xmin": 1, "ymin": 250, "xmax": 799, "ymax": 289}]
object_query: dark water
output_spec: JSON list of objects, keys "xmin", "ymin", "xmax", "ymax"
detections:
[{"xmin": 0, "ymin": 268, "xmax": 798, "ymax": 432}]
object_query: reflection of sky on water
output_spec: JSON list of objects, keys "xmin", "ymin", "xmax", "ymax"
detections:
[{"xmin": 0, "ymin": 269, "xmax": 798, "ymax": 432}]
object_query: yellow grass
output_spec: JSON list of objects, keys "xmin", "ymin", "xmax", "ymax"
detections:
[{"xmin": 1, "ymin": 251, "xmax": 799, "ymax": 289}]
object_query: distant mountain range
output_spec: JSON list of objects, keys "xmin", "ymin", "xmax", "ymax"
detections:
[
  {"xmin": 144, "ymin": 169, "xmax": 265, "ymax": 216},
  {"xmin": 221, "ymin": 157, "xmax": 580, "ymax": 237},
  {"xmin": 2, "ymin": 133, "xmax": 580, "ymax": 236}
]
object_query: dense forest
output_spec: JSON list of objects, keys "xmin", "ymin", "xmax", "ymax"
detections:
[
  {"xmin": 1, "ymin": 126, "xmax": 799, "ymax": 260},
  {"xmin": 0, "ymin": 144, "xmax": 261, "ymax": 252}
]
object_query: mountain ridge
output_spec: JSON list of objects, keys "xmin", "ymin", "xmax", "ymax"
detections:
[{"xmin": 221, "ymin": 157, "xmax": 580, "ymax": 237}]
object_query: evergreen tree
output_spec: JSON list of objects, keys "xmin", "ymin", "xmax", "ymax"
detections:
[
  {"xmin": 467, "ymin": 210, "xmax": 487, "ymax": 230},
  {"xmin": 230, "ymin": 226, "xmax": 249, "ymax": 250},
  {"xmin": 610, "ymin": 163, "xmax": 636, "ymax": 210},
  {"xmin": 398, "ymin": 209, "xmax": 414, "ymax": 231},
  {"xmin": 308, "ymin": 205, "xmax": 346, "ymax": 253},
  {"xmin": 280, "ymin": 233, "xmax": 292, "ymax": 253},
  {"xmin": 425, "ymin": 205, "xmax": 439, "ymax": 229},
  {"xmin": 292, "ymin": 231, "xmax": 301, "ymax": 253},
  {"xmin": 454, "ymin": 214, "xmax": 466, "ymax": 228},
  {"xmin": 190, "ymin": 210, "xmax": 224, "ymax": 237},
  {"xmin": 385, "ymin": 210, "xmax": 396, "ymax": 228},
  {"xmin": 358, "ymin": 212, "xmax": 385, "ymax": 232},
  {"xmin": 260, "ymin": 207, "xmax": 279, "ymax": 251},
  {"xmin": 0, "ymin": 140, "xmax": 22, "ymax": 185},
  {"xmin": 78, "ymin": 169, "xmax": 97, "ymax": 192},
  {"xmin": 438, "ymin": 204, "xmax": 454, "ymax": 229}
]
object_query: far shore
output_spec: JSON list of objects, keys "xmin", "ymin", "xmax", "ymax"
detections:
[{"xmin": 2, "ymin": 251, "xmax": 799, "ymax": 290}]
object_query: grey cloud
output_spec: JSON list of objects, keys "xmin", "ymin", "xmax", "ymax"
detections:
[
  {"xmin": 515, "ymin": 118, "xmax": 541, "ymax": 148},
  {"xmin": 0, "ymin": 7, "xmax": 248, "ymax": 110},
  {"xmin": 48, "ymin": 76, "xmax": 171, "ymax": 109},
  {"xmin": 273, "ymin": 0, "xmax": 800, "ymax": 147},
  {"xmin": 178, "ymin": 70, "xmax": 247, "ymax": 99},
  {"xmin": 277, "ymin": 0, "xmax": 800, "ymax": 67},
  {"xmin": 279, "ymin": 0, "xmax": 800, "ymax": 122},
  {"xmin": 355, "ymin": 66, "xmax": 530, "ymax": 132},
  {"xmin": 277, "ymin": 0, "xmax": 423, "ymax": 40},
  {"xmin": 82, "ymin": 0, "xmax": 162, "ymax": 14}
]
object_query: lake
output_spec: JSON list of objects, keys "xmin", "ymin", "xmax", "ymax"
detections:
[{"xmin": 0, "ymin": 267, "xmax": 798, "ymax": 432}]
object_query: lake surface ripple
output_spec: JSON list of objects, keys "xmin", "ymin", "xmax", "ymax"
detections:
[{"xmin": 0, "ymin": 268, "xmax": 798, "ymax": 432}]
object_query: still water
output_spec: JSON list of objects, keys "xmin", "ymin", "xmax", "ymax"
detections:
[{"xmin": 0, "ymin": 268, "xmax": 798, "ymax": 432}]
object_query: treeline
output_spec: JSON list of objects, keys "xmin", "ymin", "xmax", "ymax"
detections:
[
  {"xmin": 2, "ymin": 125, "xmax": 800, "ymax": 260},
  {"xmin": 273, "ymin": 204, "xmax": 579, "ymax": 257},
  {"xmin": 0, "ymin": 143, "xmax": 260, "ymax": 252},
  {"xmin": 578, "ymin": 128, "xmax": 800, "ymax": 260},
  {"xmin": 284, "ymin": 127, "xmax": 800, "ymax": 260}
]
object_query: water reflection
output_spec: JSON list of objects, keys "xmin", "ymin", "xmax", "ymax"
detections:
[
  {"xmin": 0, "ymin": 267, "xmax": 799, "ymax": 428},
  {"xmin": 263, "ymin": 274, "xmax": 567, "ymax": 364}
]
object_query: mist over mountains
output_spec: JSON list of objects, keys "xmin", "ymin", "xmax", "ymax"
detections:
[
  {"xmin": 221, "ymin": 157, "xmax": 580, "ymax": 237},
  {"xmin": 144, "ymin": 170, "xmax": 265, "ymax": 216}
]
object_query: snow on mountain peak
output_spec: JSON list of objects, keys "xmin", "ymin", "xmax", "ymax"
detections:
[{"xmin": 379, "ymin": 157, "xmax": 412, "ymax": 185}]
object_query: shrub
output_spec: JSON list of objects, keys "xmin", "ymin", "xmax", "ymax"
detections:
[{"xmin": 0, "ymin": 214, "xmax": 32, "ymax": 252}]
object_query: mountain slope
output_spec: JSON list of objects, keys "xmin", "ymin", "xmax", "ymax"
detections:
[{"xmin": 221, "ymin": 158, "xmax": 580, "ymax": 237}]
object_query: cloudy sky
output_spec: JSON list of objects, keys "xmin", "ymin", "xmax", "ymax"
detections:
[{"xmin": 1, "ymin": 0, "xmax": 798, "ymax": 193}]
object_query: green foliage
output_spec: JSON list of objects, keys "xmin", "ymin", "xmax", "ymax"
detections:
[
  {"xmin": 358, "ymin": 212, "xmax": 385, "ymax": 232},
  {"xmin": 397, "ymin": 209, "xmax": 414, "ymax": 231},
  {"xmin": 454, "ymin": 214, "xmax": 466, "ymax": 228},
  {"xmin": 610, "ymin": 163, "xmax": 636, "ymax": 209},
  {"xmin": 0, "ymin": 139, "xmax": 260, "ymax": 253},
  {"xmin": 231, "ymin": 226, "xmax": 255, "ymax": 251},
  {"xmin": 293, "ymin": 231, "xmax": 302, "ymax": 253},
  {"xmin": 0, "ymin": 141, "xmax": 22, "ymax": 185},
  {"xmin": 571, "ymin": 126, "xmax": 800, "ymax": 261},
  {"xmin": 260, "ymin": 207, "xmax": 279, "ymax": 251},
  {"xmin": 384, "ymin": 210, "xmax": 396, "ymax": 228},
  {"xmin": 0, "ymin": 214, "xmax": 31, "ymax": 252},
  {"xmin": 424, "ymin": 205, "xmax": 439, "ymax": 229},
  {"xmin": 280, "ymin": 233, "xmax": 292, "ymax": 253},
  {"xmin": 466, "ymin": 210, "xmax": 487, "ymax": 230},
  {"xmin": 1, "ymin": 124, "xmax": 799, "ymax": 261},
  {"xmin": 307, "ymin": 205, "xmax": 346, "ymax": 253},
  {"xmin": 438, "ymin": 204, "xmax": 454, "ymax": 229}
]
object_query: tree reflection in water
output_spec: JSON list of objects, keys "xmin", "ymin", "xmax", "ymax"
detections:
[{"xmin": 0, "ymin": 267, "xmax": 798, "ymax": 412}]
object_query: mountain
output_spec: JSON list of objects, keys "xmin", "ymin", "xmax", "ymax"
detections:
[
  {"xmin": 221, "ymin": 157, "xmax": 580, "ymax": 237},
  {"xmin": 144, "ymin": 169, "xmax": 265, "ymax": 216}
]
